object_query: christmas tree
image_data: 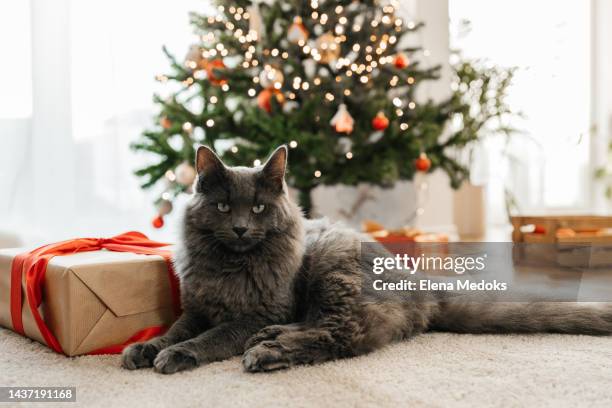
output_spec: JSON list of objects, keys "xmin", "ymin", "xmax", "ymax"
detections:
[{"xmin": 133, "ymin": 0, "xmax": 514, "ymax": 224}]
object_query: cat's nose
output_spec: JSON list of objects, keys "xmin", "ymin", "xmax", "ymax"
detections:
[{"xmin": 232, "ymin": 227, "xmax": 248, "ymax": 238}]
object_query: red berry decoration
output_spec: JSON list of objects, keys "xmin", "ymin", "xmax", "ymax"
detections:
[
  {"xmin": 371, "ymin": 111, "xmax": 389, "ymax": 131},
  {"xmin": 394, "ymin": 53, "xmax": 409, "ymax": 69},
  {"xmin": 415, "ymin": 153, "xmax": 431, "ymax": 172},
  {"xmin": 152, "ymin": 215, "xmax": 164, "ymax": 229}
]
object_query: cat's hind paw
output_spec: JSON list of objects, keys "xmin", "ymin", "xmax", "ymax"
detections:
[
  {"xmin": 153, "ymin": 346, "xmax": 198, "ymax": 374},
  {"xmin": 244, "ymin": 324, "xmax": 302, "ymax": 350},
  {"xmin": 242, "ymin": 341, "xmax": 290, "ymax": 373}
]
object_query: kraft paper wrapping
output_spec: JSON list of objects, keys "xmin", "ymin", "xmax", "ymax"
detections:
[{"xmin": 0, "ymin": 248, "xmax": 176, "ymax": 356}]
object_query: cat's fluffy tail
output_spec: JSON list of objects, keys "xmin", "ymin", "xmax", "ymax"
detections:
[{"xmin": 431, "ymin": 301, "xmax": 612, "ymax": 335}]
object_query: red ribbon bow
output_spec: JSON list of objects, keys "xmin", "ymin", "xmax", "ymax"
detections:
[{"xmin": 10, "ymin": 231, "xmax": 181, "ymax": 354}]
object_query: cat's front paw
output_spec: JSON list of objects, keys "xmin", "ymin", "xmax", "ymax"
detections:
[
  {"xmin": 242, "ymin": 341, "xmax": 290, "ymax": 373},
  {"xmin": 153, "ymin": 346, "xmax": 198, "ymax": 374},
  {"xmin": 121, "ymin": 342, "xmax": 161, "ymax": 370}
]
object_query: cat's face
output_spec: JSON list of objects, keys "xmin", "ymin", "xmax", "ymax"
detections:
[{"xmin": 187, "ymin": 145, "xmax": 291, "ymax": 253}]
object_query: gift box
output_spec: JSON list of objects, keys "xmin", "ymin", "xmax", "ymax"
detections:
[{"xmin": 0, "ymin": 232, "xmax": 180, "ymax": 356}]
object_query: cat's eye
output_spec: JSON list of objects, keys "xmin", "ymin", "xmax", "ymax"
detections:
[
  {"xmin": 217, "ymin": 203, "xmax": 230, "ymax": 213},
  {"xmin": 252, "ymin": 204, "xmax": 265, "ymax": 214}
]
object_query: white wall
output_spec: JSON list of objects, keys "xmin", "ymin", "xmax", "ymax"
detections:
[{"xmin": 411, "ymin": 0, "xmax": 454, "ymax": 232}]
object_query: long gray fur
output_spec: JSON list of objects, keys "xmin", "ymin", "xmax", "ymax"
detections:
[{"xmin": 122, "ymin": 145, "xmax": 612, "ymax": 374}]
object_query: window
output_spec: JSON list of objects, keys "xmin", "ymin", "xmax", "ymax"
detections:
[{"xmin": 450, "ymin": 0, "xmax": 592, "ymax": 218}]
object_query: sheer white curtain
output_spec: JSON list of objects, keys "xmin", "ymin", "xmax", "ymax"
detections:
[{"xmin": 1, "ymin": 0, "xmax": 208, "ymax": 245}]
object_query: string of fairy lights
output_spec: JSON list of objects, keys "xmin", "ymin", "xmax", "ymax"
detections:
[{"xmin": 149, "ymin": 0, "xmax": 433, "ymax": 227}]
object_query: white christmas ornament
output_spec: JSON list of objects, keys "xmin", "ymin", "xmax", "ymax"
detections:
[
  {"xmin": 288, "ymin": 17, "xmax": 309, "ymax": 44},
  {"xmin": 175, "ymin": 162, "xmax": 197, "ymax": 186},
  {"xmin": 259, "ymin": 65, "xmax": 284, "ymax": 88},
  {"xmin": 330, "ymin": 104, "xmax": 354, "ymax": 134},
  {"xmin": 184, "ymin": 44, "xmax": 203, "ymax": 67},
  {"xmin": 283, "ymin": 101, "xmax": 299, "ymax": 113},
  {"xmin": 303, "ymin": 59, "xmax": 316, "ymax": 78},
  {"xmin": 157, "ymin": 199, "xmax": 173, "ymax": 216},
  {"xmin": 367, "ymin": 131, "xmax": 384, "ymax": 144},
  {"xmin": 315, "ymin": 32, "xmax": 341, "ymax": 65},
  {"xmin": 336, "ymin": 137, "xmax": 353, "ymax": 154}
]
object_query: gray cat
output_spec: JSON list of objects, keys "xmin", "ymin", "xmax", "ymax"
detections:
[{"xmin": 122, "ymin": 145, "xmax": 612, "ymax": 374}]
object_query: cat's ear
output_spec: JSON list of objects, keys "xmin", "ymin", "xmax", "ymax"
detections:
[
  {"xmin": 261, "ymin": 145, "xmax": 288, "ymax": 191},
  {"xmin": 196, "ymin": 146, "xmax": 225, "ymax": 186},
  {"xmin": 195, "ymin": 145, "xmax": 225, "ymax": 177}
]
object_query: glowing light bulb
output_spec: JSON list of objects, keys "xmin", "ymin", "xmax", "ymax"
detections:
[
  {"xmin": 165, "ymin": 170, "xmax": 176, "ymax": 181},
  {"xmin": 289, "ymin": 140, "xmax": 298, "ymax": 148},
  {"xmin": 314, "ymin": 170, "xmax": 322, "ymax": 178}
]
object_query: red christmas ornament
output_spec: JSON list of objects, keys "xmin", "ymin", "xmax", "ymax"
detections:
[
  {"xmin": 160, "ymin": 116, "xmax": 172, "ymax": 129},
  {"xmin": 394, "ymin": 53, "xmax": 410, "ymax": 69},
  {"xmin": 415, "ymin": 153, "xmax": 431, "ymax": 172},
  {"xmin": 204, "ymin": 59, "xmax": 227, "ymax": 85},
  {"xmin": 257, "ymin": 88, "xmax": 285, "ymax": 113},
  {"xmin": 152, "ymin": 215, "xmax": 164, "ymax": 229},
  {"xmin": 371, "ymin": 111, "xmax": 389, "ymax": 131}
]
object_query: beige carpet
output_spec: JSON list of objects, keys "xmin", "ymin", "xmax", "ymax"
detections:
[{"xmin": 1, "ymin": 328, "xmax": 611, "ymax": 408}]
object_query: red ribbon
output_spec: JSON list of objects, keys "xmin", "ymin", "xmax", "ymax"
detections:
[{"xmin": 9, "ymin": 231, "xmax": 181, "ymax": 355}]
